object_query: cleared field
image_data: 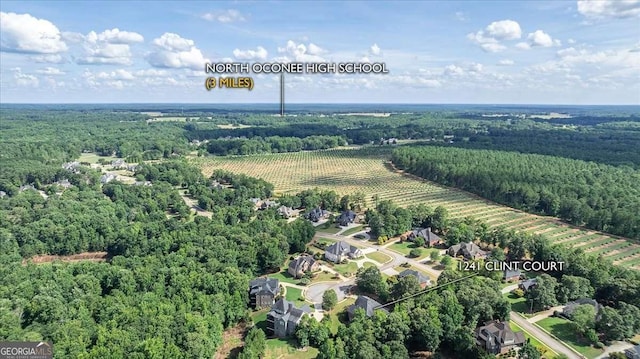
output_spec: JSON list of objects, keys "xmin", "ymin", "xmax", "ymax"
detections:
[{"xmin": 195, "ymin": 148, "xmax": 639, "ymax": 268}]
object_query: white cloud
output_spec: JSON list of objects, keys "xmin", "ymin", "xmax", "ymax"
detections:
[
  {"xmin": 485, "ymin": 20, "xmax": 522, "ymax": 40},
  {"xmin": 277, "ymin": 40, "xmax": 326, "ymax": 62},
  {"xmin": 527, "ymin": 30, "xmax": 561, "ymax": 47},
  {"xmin": 0, "ymin": 12, "xmax": 68, "ymax": 54},
  {"xmin": 481, "ymin": 43, "xmax": 507, "ymax": 53},
  {"xmin": 11, "ymin": 67, "xmax": 39, "ymax": 87},
  {"xmin": 308, "ymin": 43, "xmax": 326, "ymax": 56},
  {"xmin": 455, "ymin": 11, "xmax": 467, "ymax": 21},
  {"xmin": 76, "ymin": 28, "xmax": 144, "ymax": 65},
  {"xmin": 577, "ymin": 0, "xmax": 640, "ymax": 19},
  {"xmin": 444, "ymin": 64, "xmax": 464, "ymax": 76},
  {"xmin": 32, "ymin": 54, "xmax": 65, "ymax": 63},
  {"xmin": 516, "ymin": 42, "xmax": 531, "ymax": 50},
  {"xmin": 468, "ymin": 20, "xmax": 521, "ymax": 52},
  {"xmin": 369, "ymin": 43, "xmax": 381, "ymax": 55},
  {"xmin": 568, "ymin": 38, "xmax": 576, "ymax": 44},
  {"xmin": 86, "ymin": 28, "xmax": 144, "ymax": 44},
  {"xmin": 36, "ymin": 67, "xmax": 65, "ymax": 75},
  {"xmin": 201, "ymin": 9, "xmax": 245, "ymax": 23},
  {"xmin": 233, "ymin": 46, "xmax": 268, "ymax": 60},
  {"xmin": 498, "ymin": 59, "xmax": 515, "ymax": 66},
  {"xmin": 360, "ymin": 56, "xmax": 371, "ymax": 63},
  {"xmin": 147, "ymin": 33, "xmax": 209, "ymax": 70}
]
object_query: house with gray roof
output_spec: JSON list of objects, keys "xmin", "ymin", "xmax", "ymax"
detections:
[
  {"xmin": 560, "ymin": 298, "xmax": 602, "ymax": 320},
  {"xmin": 398, "ymin": 269, "xmax": 431, "ymax": 288},
  {"xmin": 336, "ymin": 210, "xmax": 356, "ymax": 226},
  {"xmin": 249, "ymin": 278, "xmax": 280, "ymax": 310},
  {"xmin": 408, "ymin": 227, "xmax": 443, "ymax": 247},
  {"xmin": 260, "ymin": 200, "xmax": 279, "ymax": 210},
  {"xmin": 0, "ymin": 191, "xmax": 7, "ymax": 198},
  {"xmin": 475, "ymin": 320, "xmax": 525, "ymax": 354},
  {"xmin": 278, "ymin": 205, "xmax": 295, "ymax": 218},
  {"xmin": 625, "ymin": 345, "xmax": 640, "ymax": 359},
  {"xmin": 518, "ymin": 278, "xmax": 538, "ymax": 292},
  {"xmin": 447, "ymin": 242, "xmax": 487, "ymax": 260},
  {"xmin": 503, "ymin": 269, "xmax": 522, "ymax": 282},
  {"xmin": 267, "ymin": 298, "xmax": 311, "ymax": 337},
  {"xmin": 347, "ymin": 296, "xmax": 387, "ymax": 321},
  {"xmin": 288, "ymin": 255, "xmax": 319, "ymax": 279},
  {"xmin": 306, "ymin": 207, "xmax": 330, "ymax": 222},
  {"xmin": 324, "ymin": 241, "xmax": 363, "ymax": 263},
  {"xmin": 100, "ymin": 174, "xmax": 116, "ymax": 184}
]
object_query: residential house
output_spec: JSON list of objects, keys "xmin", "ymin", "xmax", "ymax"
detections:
[
  {"xmin": 625, "ymin": 345, "xmax": 640, "ymax": 359},
  {"xmin": 475, "ymin": 320, "xmax": 525, "ymax": 355},
  {"xmin": 324, "ymin": 241, "xmax": 363, "ymax": 263},
  {"xmin": 0, "ymin": 191, "xmax": 6, "ymax": 198},
  {"xmin": 19, "ymin": 185, "xmax": 35, "ymax": 192},
  {"xmin": 337, "ymin": 210, "xmax": 356, "ymax": 226},
  {"xmin": 447, "ymin": 242, "xmax": 487, "ymax": 260},
  {"xmin": 518, "ymin": 278, "xmax": 538, "ymax": 292},
  {"xmin": 288, "ymin": 255, "xmax": 319, "ymax": 279},
  {"xmin": 100, "ymin": 174, "xmax": 116, "ymax": 184},
  {"xmin": 503, "ymin": 269, "xmax": 522, "ymax": 282},
  {"xmin": 127, "ymin": 164, "xmax": 139, "ymax": 172},
  {"xmin": 560, "ymin": 298, "xmax": 602, "ymax": 320},
  {"xmin": 249, "ymin": 278, "xmax": 280, "ymax": 310},
  {"xmin": 111, "ymin": 159, "xmax": 126, "ymax": 168},
  {"xmin": 408, "ymin": 227, "xmax": 443, "ymax": 247},
  {"xmin": 278, "ymin": 205, "xmax": 295, "ymax": 218},
  {"xmin": 306, "ymin": 207, "xmax": 330, "ymax": 222},
  {"xmin": 267, "ymin": 298, "xmax": 311, "ymax": 338},
  {"xmin": 249, "ymin": 198, "xmax": 262, "ymax": 208},
  {"xmin": 397, "ymin": 269, "xmax": 431, "ymax": 288},
  {"xmin": 261, "ymin": 200, "xmax": 279, "ymax": 210},
  {"xmin": 54, "ymin": 179, "xmax": 73, "ymax": 189},
  {"xmin": 62, "ymin": 161, "xmax": 81, "ymax": 173},
  {"xmin": 347, "ymin": 296, "xmax": 387, "ymax": 321},
  {"xmin": 134, "ymin": 181, "xmax": 152, "ymax": 186}
]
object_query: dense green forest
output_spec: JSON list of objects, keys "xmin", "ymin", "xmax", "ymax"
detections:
[
  {"xmin": 392, "ymin": 146, "xmax": 640, "ymax": 239},
  {"xmin": 205, "ymin": 135, "xmax": 346, "ymax": 155}
]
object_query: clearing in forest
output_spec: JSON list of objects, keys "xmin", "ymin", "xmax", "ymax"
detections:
[{"xmin": 195, "ymin": 147, "xmax": 640, "ymax": 270}]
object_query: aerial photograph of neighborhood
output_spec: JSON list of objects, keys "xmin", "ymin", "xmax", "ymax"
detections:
[{"xmin": 0, "ymin": 1, "xmax": 639, "ymax": 359}]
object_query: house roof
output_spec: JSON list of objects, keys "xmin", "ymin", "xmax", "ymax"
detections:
[
  {"xmin": 326, "ymin": 241, "xmax": 361, "ymax": 256},
  {"xmin": 268, "ymin": 298, "xmax": 311, "ymax": 324},
  {"xmin": 347, "ymin": 296, "xmax": 387, "ymax": 317},
  {"xmin": 412, "ymin": 228, "xmax": 442, "ymax": 243},
  {"xmin": 398, "ymin": 269, "xmax": 431, "ymax": 285},
  {"xmin": 288, "ymin": 255, "xmax": 316, "ymax": 272},
  {"xmin": 519, "ymin": 278, "xmax": 538, "ymax": 290},
  {"xmin": 625, "ymin": 345, "xmax": 640, "ymax": 356},
  {"xmin": 562, "ymin": 298, "xmax": 602, "ymax": 317},
  {"xmin": 449, "ymin": 242, "xmax": 486, "ymax": 258},
  {"xmin": 504, "ymin": 269, "xmax": 521, "ymax": 279},
  {"xmin": 338, "ymin": 210, "xmax": 356, "ymax": 221},
  {"xmin": 476, "ymin": 320, "xmax": 525, "ymax": 346},
  {"xmin": 249, "ymin": 277, "xmax": 280, "ymax": 296}
]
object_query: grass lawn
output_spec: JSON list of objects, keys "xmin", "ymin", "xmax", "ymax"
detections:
[
  {"xmin": 509, "ymin": 321, "xmax": 556, "ymax": 358},
  {"xmin": 310, "ymin": 271, "xmax": 338, "ymax": 283},
  {"xmin": 333, "ymin": 261, "xmax": 359, "ymax": 277},
  {"xmin": 264, "ymin": 338, "xmax": 318, "ymax": 359},
  {"xmin": 316, "ymin": 222, "xmax": 343, "ymax": 234},
  {"xmin": 267, "ymin": 269, "xmax": 299, "ymax": 285},
  {"xmin": 536, "ymin": 317, "xmax": 604, "ymax": 359},
  {"xmin": 365, "ymin": 251, "xmax": 392, "ymax": 264},
  {"xmin": 78, "ymin": 152, "xmax": 118, "ymax": 164},
  {"xmin": 388, "ymin": 241, "xmax": 433, "ymax": 260},
  {"xmin": 341, "ymin": 225, "xmax": 365, "ymax": 236},
  {"xmin": 284, "ymin": 287, "xmax": 305, "ymax": 306},
  {"xmin": 250, "ymin": 308, "xmax": 269, "ymax": 332},
  {"xmin": 504, "ymin": 292, "xmax": 529, "ymax": 314},
  {"xmin": 327, "ymin": 298, "xmax": 356, "ymax": 335}
]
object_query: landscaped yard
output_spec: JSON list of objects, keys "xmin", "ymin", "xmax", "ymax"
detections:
[
  {"xmin": 264, "ymin": 338, "xmax": 318, "ymax": 359},
  {"xmin": 388, "ymin": 241, "xmax": 435, "ymax": 260},
  {"xmin": 365, "ymin": 251, "xmax": 392, "ymax": 264},
  {"xmin": 250, "ymin": 308, "xmax": 269, "ymax": 332},
  {"xmin": 327, "ymin": 297, "xmax": 356, "ymax": 335},
  {"xmin": 284, "ymin": 287, "xmax": 305, "ymax": 306},
  {"xmin": 316, "ymin": 222, "xmax": 343, "ymax": 234},
  {"xmin": 536, "ymin": 317, "xmax": 604, "ymax": 359},
  {"xmin": 341, "ymin": 225, "xmax": 365, "ymax": 236},
  {"xmin": 509, "ymin": 321, "xmax": 556, "ymax": 358},
  {"xmin": 267, "ymin": 269, "xmax": 300, "ymax": 285},
  {"xmin": 504, "ymin": 292, "xmax": 530, "ymax": 314},
  {"xmin": 310, "ymin": 270, "xmax": 338, "ymax": 283},
  {"xmin": 333, "ymin": 261, "xmax": 359, "ymax": 277}
]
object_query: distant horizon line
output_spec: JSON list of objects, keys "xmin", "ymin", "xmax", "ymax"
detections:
[{"xmin": 2, "ymin": 102, "xmax": 639, "ymax": 106}]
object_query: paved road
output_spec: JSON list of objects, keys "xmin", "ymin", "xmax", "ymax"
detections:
[
  {"xmin": 595, "ymin": 341, "xmax": 634, "ymax": 359},
  {"xmin": 511, "ymin": 312, "xmax": 582, "ymax": 359}
]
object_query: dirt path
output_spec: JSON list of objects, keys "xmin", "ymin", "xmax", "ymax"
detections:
[
  {"xmin": 23, "ymin": 251, "xmax": 110, "ymax": 265},
  {"xmin": 214, "ymin": 324, "xmax": 247, "ymax": 359}
]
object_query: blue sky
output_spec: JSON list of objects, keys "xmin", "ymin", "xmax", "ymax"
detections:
[{"xmin": 1, "ymin": 1, "xmax": 639, "ymax": 104}]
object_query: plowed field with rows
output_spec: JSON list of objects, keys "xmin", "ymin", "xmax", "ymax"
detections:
[{"xmin": 195, "ymin": 147, "xmax": 640, "ymax": 270}]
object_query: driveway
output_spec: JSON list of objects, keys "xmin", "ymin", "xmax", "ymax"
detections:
[{"xmin": 511, "ymin": 312, "xmax": 582, "ymax": 359}]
